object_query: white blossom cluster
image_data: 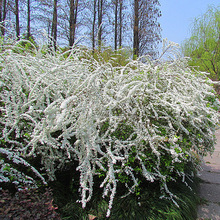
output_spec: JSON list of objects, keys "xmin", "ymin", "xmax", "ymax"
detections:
[
  {"xmin": 0, "ymin": 147, "xmax": 47, "ymax": 188},
  {"xmin": 0, "ymin": 40, "xmax": 219, "ymax": 216}
]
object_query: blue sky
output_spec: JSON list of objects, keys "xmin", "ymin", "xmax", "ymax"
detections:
[{"xmin": 159, "ymin": 0, "xmax": 220, "ymax": 46}]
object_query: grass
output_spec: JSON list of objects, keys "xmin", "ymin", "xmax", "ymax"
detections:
[{"xmin": 50, "ymin": 164, "xmax": 201, "ymax": 220}]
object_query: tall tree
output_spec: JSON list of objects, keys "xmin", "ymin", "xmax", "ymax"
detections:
[
  {"xmin": 112, "ymin": 0, "xmax": 124, "ymax": 49},
  {"xmin": 69, "ymin": 0, "xmax": 78, "ymax": 47},
  {"xmin": 0, "ymin": 0, "xmax": 2, "ymax": 25},
  {"xmin": 92, "ymin": 0, "xmax": 97, "ymax": 52},
  {"xmin": 51, "ymin": 0, "xmax": 58, "ymax": 49},
  {"xmin": 97, "ymin": 0, "xmax": 103, "ymax": 50},
  {"xmin": 133, "ymin": 0, "xmax": 161, "ymax": 58},
  {"xmin": 118, "ymin": 0, "xmax": 122, "ymax": 47},
  {"xmin": 2, "ymin": 0, "xmax": 6, "ymax": 36},
  {"xmin": 15, "ymin": 0, "xmax": 20, "ymax": 39},
  {"xmin": 27, "ymin": 0, "xmax": 30, "ymax": 39},
  {"xmin": 114, "ymin": 0, "xmax": 118, "ymax": 50},
  {"xmin": 182, "ymin": 6, "xmax": 220, "ymax": 93},
  {"xmin": 33, "ymin": 0, "xmax": 53, "ymax": 38},
  {"xmin": 133, "ymin": 0, "xmax": 139, "ymax": 57}
]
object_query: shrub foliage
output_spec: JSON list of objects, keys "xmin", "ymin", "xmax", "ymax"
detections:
[
  {"xmin": 0, "ymin": 39, "xmax": 219, "ymax": 216},
  {"xmin": 0, "ymin": 188, "xmax": 61, "ymax": 219}
]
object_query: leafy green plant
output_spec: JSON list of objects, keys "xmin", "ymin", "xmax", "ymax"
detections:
[
  {"xmin": 0, "ymin": 147, "xmax": 47, "ymax": 190},
  {"xmin": 52, "ymin": 163, "xmax": 200, "ymax": 220},
  {"xmin": 0, "ymin": 187, "xmax": 61, "ymax": 219}
]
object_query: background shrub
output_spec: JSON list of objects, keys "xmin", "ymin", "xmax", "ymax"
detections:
[{"xmin": 0, "ymin": 187, "xmax": 61, "ymax": 219}]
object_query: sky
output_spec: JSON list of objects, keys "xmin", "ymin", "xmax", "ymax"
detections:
[{"xmin": 159, "ymin": 0, "xmax": 220, "ymax": 46}]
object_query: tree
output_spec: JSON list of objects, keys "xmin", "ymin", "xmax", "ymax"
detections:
[
  {"xmin": 91, "ymin": 0, "xmax": 96, "ymax": 52},
  {"xmin": 133, "ymin": 0, "xmax": 139, "ymax": 57},
  {"xmin": 88, "ymin": 0, "xmax": 105, "ymax": 51},
  {"xmin": 88, "ymin": 0, "xmax": 111, "ymax": 52},
  {"xmin": 133, "ymin": 0, "xmax": 161, "ymax": 58},
  {"xmin": 26, "ymin": 0, "xmax": 30, "ymax": 39},
  {"xmin": 88, "ymin": 0, "xmax": 125, "ymax": 53},
  {"xmin": 0, "ymin": 0, "xmax": 160, "ymax": 53},
  {"xmin": 118, "ymin": 0, "xmax": 122, "ymax": 47},
  {"xmin": 15, "ymin": 0, "xmax": 20, "ymax": 39},
  {"xmin": 51, "ymin": 0, "xmax": 58, "ymax": 49},
  {"xmin": 114, "ymin": 0, "xmax": 118, "ymax": 50},
  {"xmin": 32, "ymin": 0, "xmax": 52, "ymax": 38},
  {"xmin": 69, "ymin": 0, "xmax": 78, "ymax": 47},
  {"xmin": 182, "ymin": 6, "xmax": 220, "ymax": 83},
  {"xmin": 113, "ymin": 0, "xmax": 124, "ymax": 50},
  {"xmin": 0, "ymin": 0, "xmax": 7, "ymax": 36},
  {"xmin": 2, "ymin": 0, "xmax": 6, "ymax": 36},
  {"xmin": 97, "ymin": 0, "xmax": 103, "ymax": 50},
  {"xmin": 0, "ymin": 0, "xmax": 2, "ymax": 21}
]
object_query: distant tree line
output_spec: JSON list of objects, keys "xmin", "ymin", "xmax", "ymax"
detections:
[{"xmin": 0, "ymin": 0, "xmax": 161, "ymax": 57}]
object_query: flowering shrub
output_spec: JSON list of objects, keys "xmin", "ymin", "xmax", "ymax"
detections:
[
  {"xmin": 0, "ymin": 39, "xmax": 219, "ymax": 216},
  {"xmin": 0, "ymin": 147, "xmax": 47, "ymax": 189}
]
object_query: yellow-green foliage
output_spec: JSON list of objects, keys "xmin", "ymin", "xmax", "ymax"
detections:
[{"xmin": 182, "ymin": 6, "xmax": 220, "ymax": 81}]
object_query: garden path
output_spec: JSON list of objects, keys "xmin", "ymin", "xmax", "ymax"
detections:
[{"xmin": 197, "ymin": 129, "xmax": 220, "ymax": 220}]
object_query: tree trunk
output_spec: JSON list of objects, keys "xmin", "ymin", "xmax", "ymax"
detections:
[
  {"xmin": 119, "ymin": 0, "xmax": 122, "ymax": 48},
  {"xmin": 27, "ymin": 0, "xmax": 30, "ymax": 39},
  {"xmin": 51, "ymin": 0, "xmax": 57, "ymax": 50},
  {"xmin": 1, "ymin": 0, "xmax": 6, "ymax": 35},
  {"xmin": 15, "ymin": 0, "xmax": 20, "ymax": 39},
  {"xmin": 0, "ymin": 0, "xmax": 2, "ymax": 23},
  {"xmin": 114, "ymin": 0, "xmax": 118, "ymax": 51},
  {"xmin": 133, "ymin": 0, "xmax": 139, "ymax": 58},
  {"xmin": 98, "ymin": 0, "xmax": 103, "ymax": 51},
  {"xmin": 69, "ymin": 0, "xmax": 78, "ymax": 47},
  {"xmin": 92, "ymin": 0, "xmax": 97, "ymax": 53},
  {"xmin": 136, "ymin": 0, "xmax": 161, "ymax": 58}
]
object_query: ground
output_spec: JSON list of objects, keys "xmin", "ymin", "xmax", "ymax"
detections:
[{"xmin": 197, "ymin": 129, "xmax": 220, "ymax": 220}]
